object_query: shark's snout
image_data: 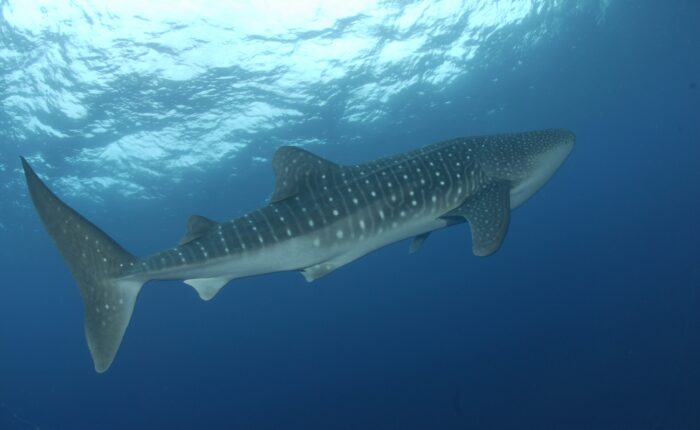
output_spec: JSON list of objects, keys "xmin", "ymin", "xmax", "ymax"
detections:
[
  {"xmin": 560, "ymin": 129, "xmax": 576, "ymax": 152},
  {"xmin": 549, "ymin": 129, "xmax": 575, "ymax": 166},
  {"xmin": 547, "ymin": 128, "xmax": 576, "ymax": 152},
  {"xmin": 507, "ymin": 128, "xmax": 575, "ymax": 208}
]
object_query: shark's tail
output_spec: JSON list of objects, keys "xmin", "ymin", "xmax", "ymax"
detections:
[{"xmin": 21, "ymin": 157, "xmax": 146, "ymax": 373}]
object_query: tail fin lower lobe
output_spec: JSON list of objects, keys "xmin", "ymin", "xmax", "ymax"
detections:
[{"xmin": 21, "ymin": 157, "xmax": 145, "ymax": 373}]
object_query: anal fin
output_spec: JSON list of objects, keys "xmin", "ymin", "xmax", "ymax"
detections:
[{"xmin": 184, "ymin": 277, "xmax": 231, "ymax": 300}]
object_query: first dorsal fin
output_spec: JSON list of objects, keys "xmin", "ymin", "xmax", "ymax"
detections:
[
  {"xmin": 270, "ymin": 146, "xmax": 344, "ymax": 203},
  {"xmin": 179, "ymin": 215, "xmax": 216, "ymax": 245}
]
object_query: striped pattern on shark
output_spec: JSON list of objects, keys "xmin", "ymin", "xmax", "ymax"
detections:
[{"xmin": 22, "ymin": 128, "xmax": 574, "ymax": 372}]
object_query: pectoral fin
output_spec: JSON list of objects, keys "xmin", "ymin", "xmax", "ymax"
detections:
[{"xmin": 443, "ymin": 181, "xmax": 511, "ymax": 256}]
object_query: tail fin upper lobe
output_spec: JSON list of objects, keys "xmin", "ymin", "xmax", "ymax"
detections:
[{"xmin": 21, "ymin": 157, "xmax": 144, "ymax": 372}]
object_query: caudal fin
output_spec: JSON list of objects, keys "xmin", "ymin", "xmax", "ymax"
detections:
[{"xmin": 21, "ymin": 157, "xmax": 145, "ymax": 373}]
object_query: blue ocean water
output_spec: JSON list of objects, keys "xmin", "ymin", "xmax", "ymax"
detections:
[{"xmin": 1, "ymin": 0, "xmax": 699, "ymax": 428}]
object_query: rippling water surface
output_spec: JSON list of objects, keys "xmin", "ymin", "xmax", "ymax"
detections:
[{"xmin": 2, "ymin": 0, "xmax": 609, "ymax": 197}]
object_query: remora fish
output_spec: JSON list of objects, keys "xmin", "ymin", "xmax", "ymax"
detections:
[{"xmin": 22, "ymin": 129, "xmax": 574, "ymax": 372}]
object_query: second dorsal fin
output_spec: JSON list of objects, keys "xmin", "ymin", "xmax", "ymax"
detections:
[
  {"xmin": 270, "ymin": 146, "xmax": 345, "ymax": 203},
  {"xmin": 179, "ymin": 215, "xmax": 216, "ymax": 245}
]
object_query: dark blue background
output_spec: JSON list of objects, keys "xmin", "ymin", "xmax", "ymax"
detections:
[{"xmin": 1, "ymin": 1, "xmax": 699, "ymax": 429}]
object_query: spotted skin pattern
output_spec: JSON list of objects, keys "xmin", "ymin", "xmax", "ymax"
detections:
[
  {"xmin": 22, "ymin": 128, "xmax": 574, "ymax": 372},
  {"xmin": 138, "ymin": 129, "xmax": 574, "ymax": 274}
]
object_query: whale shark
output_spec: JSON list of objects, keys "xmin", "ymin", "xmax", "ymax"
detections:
[{"xmin": 22, "ymin": 128, "xmax": 575, "ymax": 372}]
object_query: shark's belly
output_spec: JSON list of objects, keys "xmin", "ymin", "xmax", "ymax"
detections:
[
  {"xmin": 144, "ymin": 203, "xmax": 451, "ymax": 283},
  {"xmin": 187, "ymin": 217, "xmax": 446, "ymax": 282},
  {"xmin": 295, "ymin": 213, "xmax": 450, "ymax": 280},
  {"xmin": 360, "ymin": 216, "xmax": 448, "ymax": 254},
  {"xmin": 155, "ymin": 235, "xmax": 328, "ymax": 280}
]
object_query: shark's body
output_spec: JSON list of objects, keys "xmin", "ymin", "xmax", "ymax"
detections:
[{"xmin": 22, "ymin": 129, "xmax": 575, "ymax": 372}]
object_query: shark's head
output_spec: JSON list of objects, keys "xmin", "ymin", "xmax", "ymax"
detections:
[{"xmin": 475, "ymin": 129, "xmax": 575, "ymax": 208}]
